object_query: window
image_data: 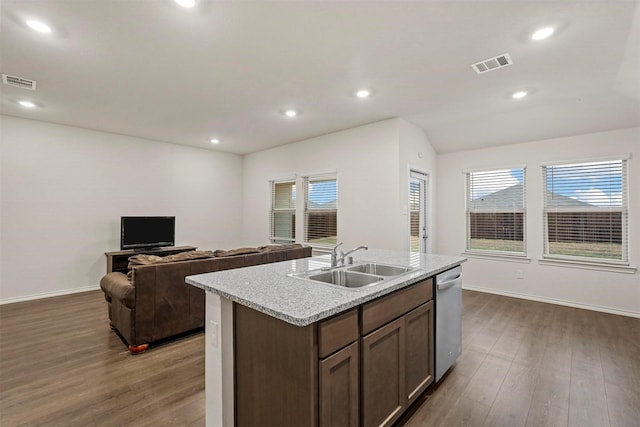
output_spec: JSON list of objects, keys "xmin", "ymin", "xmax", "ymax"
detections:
[
  {"xmin": 303, "ymin": 175, "xmax": 337, "ymax": 246},
  {"xmin": 270, "ymin": 180, "xmax": 296, "ymax": 243},
  {"xmin": 542, "ymin": 158, "xmax": 628, "ymax": 264},
  {"xmin": 465, "ymin": 168, "xmax": 526, "ymax": 256}
]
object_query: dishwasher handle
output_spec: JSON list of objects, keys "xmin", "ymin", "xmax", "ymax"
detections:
[{"xmin": 437, "ymin": 278, "xmax": 460, "ymax": 291}]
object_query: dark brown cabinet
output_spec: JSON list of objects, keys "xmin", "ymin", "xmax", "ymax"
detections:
[
  {"xmin": 233, "ymin": 278, "xmax": 434, "ymax": 427},
  {"xmin": 234, "ymin": 304, "xmax": 318, "ymax": 427},
  {"xmin": 318, "ymin": 308, "xmax": 360, "ymax": 427},
  {"xmin": 319, "ymin": 341, "xmax": 360, "ymax": 427},
  {"xmin": 361, "ymin": 299, "xmax": 434, "ymax": 427},
  {"xmin": 362, "ymin": 316, "xmax": 405, "ymax": 427},
  {"xmin": 405, "ymin": 301, "xmax": 434, "ymax": 405}
]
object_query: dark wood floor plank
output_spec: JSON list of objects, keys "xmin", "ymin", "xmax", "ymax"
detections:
[
  {"xmin": 512, "ymin": 327, "xmax": 548, "ymax": 368},
  {"xmin": 438, "ymin": 396, "xmax": 491, "ymax": 427},
  {"xmin": 0, "ymin": 290, "xmax": 205, "ymax": 427},
  {"xmin": 525, "ymin": 401, "xmax": 569, "ymax": 427},
  {"xmin": 568, "ymin": 359, "xmax": 610, "ymax": 427},
  {"xmin": 2, "ymin": 288, "xmax": 638, "ymax": 427},
  {"xmin": 482, "ymin": 361, "xmax": 539, "ymax": 427},
  {"xmin": 604, "ymin": 381, "xmax": 640, "ymax": 427},
  {"xmin": 404, "ymin": 291, "xmax": 639, "ymax": 427},
  {"xmin": 525, "ymin": 357, "xmax": 571, "ymax": 427},
  {"xmin": 489, "ymin": 324, "xmax": 525, "ymax": 362},
  {"xmin": 402, "ymin": 368, "xmax": 475, "ymax": 427},
  {"xmin": 461, "ymin": 354, "xmax": 512, "ymax": 407}
]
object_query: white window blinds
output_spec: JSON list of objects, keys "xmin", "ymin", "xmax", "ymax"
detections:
[
  {"xmin": 270, "ymin": 180, "xmax": 296, "ymax": 243},
  {"xmin": 466, "ymin": 168, "xmax": 526, "ymax": 255},
  {"xmin": 303, "ymin": 175, "xmax": 337, "ymax": 246},
  {"xmin": 542, "ymin": 158, "xmax": 628, "ymax": 263}
]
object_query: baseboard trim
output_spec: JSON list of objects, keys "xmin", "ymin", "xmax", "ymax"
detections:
[
  {"xmin": 462, "ymin": 284, "xmax": 640, "ymax": 319},
  {"xmin": 0, "ymin": 285, "xmax": 101, "ymax": 305}
]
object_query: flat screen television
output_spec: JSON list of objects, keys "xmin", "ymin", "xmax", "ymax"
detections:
[{"xmin": 120, "ymin": 216, "xmax": 175, "ymax": 250}]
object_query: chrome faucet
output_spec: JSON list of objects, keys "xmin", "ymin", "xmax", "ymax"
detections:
[
  {"xmin": 337, "ymin": 245, "xmax": 369, "ymax": 267},
  {"xmin": 330, "ymin": 242, "xmax": 343, "ymax": 268}
]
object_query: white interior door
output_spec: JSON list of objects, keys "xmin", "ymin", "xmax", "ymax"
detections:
[{"xmin": 409, "ymin": 170, "xmax": 429, "ymax": 253}]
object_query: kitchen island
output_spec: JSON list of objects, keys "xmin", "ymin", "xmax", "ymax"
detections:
[{"xmin": 186, "ymin": 248, "xmax": 465, "ymax": 427}]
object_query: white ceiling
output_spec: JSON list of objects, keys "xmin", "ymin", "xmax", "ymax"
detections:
[{"xmin": 2, "ymin": 1, "xmax": 639, "ymax": 155}]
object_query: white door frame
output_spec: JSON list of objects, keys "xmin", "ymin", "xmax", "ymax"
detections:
[{"xmin": 409, "ymin": 169, "xmax": 430, "ymax": 253}]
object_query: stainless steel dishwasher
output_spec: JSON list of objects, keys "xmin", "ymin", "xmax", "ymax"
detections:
[{"xmin": 435, "ymin": 265, "xmax": 462, "ymax": 382}]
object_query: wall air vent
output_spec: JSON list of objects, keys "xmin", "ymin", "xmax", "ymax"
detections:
[
  {"xmin": 471, "ymin": 53, "xmax": 513, "ymax": 74},
  {"xmin": 2, "ymin": 74, "xmax": 37, "ymax": 90}
]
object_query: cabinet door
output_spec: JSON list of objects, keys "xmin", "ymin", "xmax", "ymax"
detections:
[
  {"xmin": 319, "ymin": 341, "xmax": 359, "ymax": 427},
  {"xmin": 362, "ymin": 316, "xmax": 405, "ymax": 427},
  {"xmin": 404, "ymin": 301, "xmax": 434, "ymax": 405}
]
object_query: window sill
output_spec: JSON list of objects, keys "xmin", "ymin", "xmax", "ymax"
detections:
[
  {"xmin": 538, "ymin": 258, "xmax": 637, "ymax": 274},
  {"xmin": 462, "ymin": 252, "xmax": 532, "ymax": 263}
]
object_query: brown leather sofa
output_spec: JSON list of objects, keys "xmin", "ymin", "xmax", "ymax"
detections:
[{"xmin": 100, "ymin": 244, "xmax": 311, "ymax": 354}]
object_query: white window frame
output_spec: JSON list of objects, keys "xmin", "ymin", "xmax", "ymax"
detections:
[
  {"xmin": 464, "ymin": 167, "xmax": 527, "ymax": 258},
  {"xmin": 302, "ymin": 173, "xmax": 338, "ymax": 249},
  {"xmin": 541, "ymin": 156, "xmax": 630, "ymax": 266},
  {"xmin": 269, "ymin": 179, "xmax": 296, "ymax": 244}
]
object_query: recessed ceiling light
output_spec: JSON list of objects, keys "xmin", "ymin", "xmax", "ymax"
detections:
[
  {"xmin": 175, "ymin": 0, "xmax": 196, "ymax": 8},
  {"xmin": 18, "ymin": 100, "xmax": 36, "ymax": 108},
  {"xmin": 356, "ymin": 89, "xmax": 371, "ymax": 98},
  {"xmin": 210, "ymin": 138, "xmax": 221, "ymax": 144},
  {"xmin": 531, "ymin": 27, "xmax": 554, "ymax": 41},
  {"xmin": 283, "ymin": 109, "xmax": 299, "ymax": 118},
  {"xmin": 26, "ymin": 19, "xmax": 52, "ymax": 34},
  {"xmin": 512, "ymin": 91, "xmax": 528, "ymax": 99}
]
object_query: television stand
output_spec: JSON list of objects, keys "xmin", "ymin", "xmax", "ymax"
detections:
[{"xmin": 105, "ymin": 246, "xmax": 197, "ymax": 274}]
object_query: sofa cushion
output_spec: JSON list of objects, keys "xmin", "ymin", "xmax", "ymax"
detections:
[
  {"xmin": 258, "ymin": 243, "xmax": 303, "ymax": 252},
  {"xmin": 128, "ymin": 254, "xmax": 163, "ymax": 268},
  {"xmin": 157, "ymin": 250, "xmax": 216, "ymax": 263},
  {"xmin": 127, "ymin": 250, "xmax": 215, "ymax": 278},
  {"xmin": 128, "ymin": 250, "xmax": 215, "ymax": 267},
  {"xmin": 214, "ymin": 247, "xmax": 261, "ymax": 257}
]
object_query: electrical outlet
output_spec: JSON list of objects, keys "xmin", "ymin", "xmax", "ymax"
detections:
[
  {"xmin": 209, "ymin": 320, "xmax": 219, "ymax": 348},
  {"xmin": 516, "ymin": 269, "xmax": 524, "ymax": 279}
]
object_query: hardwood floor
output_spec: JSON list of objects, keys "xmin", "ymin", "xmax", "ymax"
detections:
[
  {"xmin": 402, "ymin": 291, "xmax": 640, "ymax": 427},
  {"xmin": 0, "ymin": 291, "xmax": 205, "ymax": 426},
  {"xmin": 1, "ymin": 289, "xmax": 638, "ymax": 426}
]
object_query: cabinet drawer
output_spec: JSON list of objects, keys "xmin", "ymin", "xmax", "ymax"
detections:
[
  {"xmin": 362, "ymin": 279, "xmax": 433, "ymax": 335},
  {"xmin": 319, "ymin": 308, "xmax": 359, "ymax": 359}
]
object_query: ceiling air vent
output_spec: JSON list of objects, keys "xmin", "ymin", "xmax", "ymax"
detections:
[
  {"xmin": 471, "ymin": 53, "xmax": 513, "ymax": 74},
  {"xmin": 2, "ymin": 74, "xmax": 37, "ymax": 90}
]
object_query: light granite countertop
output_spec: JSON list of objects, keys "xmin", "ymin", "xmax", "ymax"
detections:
[{"xmin": 186, "ymin": 248, "xmax": 466, "ymax": 327}]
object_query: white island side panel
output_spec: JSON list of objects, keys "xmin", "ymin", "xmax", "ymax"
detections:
[{"xmin": 205, "ymin": 293, "xmax": 234, "ymax": 427}]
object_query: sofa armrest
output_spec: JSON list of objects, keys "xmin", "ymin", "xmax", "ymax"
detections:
[{"xmin": 100, "ymin": 272, "xmax": 135, "ymax": 309}]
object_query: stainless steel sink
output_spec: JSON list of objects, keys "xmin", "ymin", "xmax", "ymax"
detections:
[
  {"xmin": 347, "ymin": 263, "xmax": 413, "ymax": 276},
  {"xmin": 289, "ymin": 261, "xmax": 415, "ymax": 290},
  {"xmin": 308, "ymin": 270, "xmax": 384, "ymax": 288}
]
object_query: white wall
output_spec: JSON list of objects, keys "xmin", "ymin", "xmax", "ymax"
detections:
[
  {"xmin": 242, "ymin": 119, "xmax": 406, "ymax": 250},
  {"xmin": 241, "ymin": 118, "xmax": 439, "ymax": 253},
  {"xmin": 398, "ymin": 119, "xmax": 438, "ymax": 252},
  {"xmin": 436, "ymin": 127, "xmax": 640, "ymax": 316},
  {"xmin": 0, "ymin": 115, "xmax": 244, "ymax": 302}
]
